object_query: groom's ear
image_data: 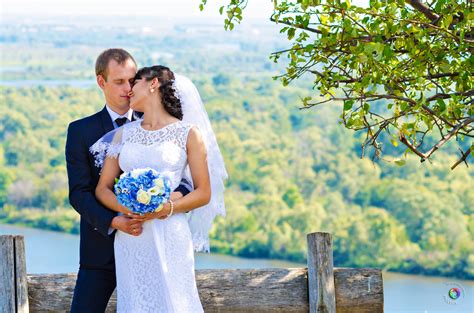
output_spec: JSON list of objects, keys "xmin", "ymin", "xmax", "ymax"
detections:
[{"xmin": 97, "ymin": 75, "xmax": 106, "ymax": 89}]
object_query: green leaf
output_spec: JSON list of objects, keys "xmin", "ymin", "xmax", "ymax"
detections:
[
  {"xmin": 363, "ymin": 102, "xmax": 370, "ymax": 113},
  {"xmin": 301, "ymin": 0, "xmax": 309, "ymax": 10},
  {"xmin": 358, "ymin": 53, "xmax": 368, "ymax": 63},
  {"xmin": 383, "ymin": 45, "xmax": 394, "ymax": 58},
  {"xmin": 301, "ymin": 96, "xmax": 312, "ymax": 106},
  {"xmin": 443, "ymin": 15, "xmax": 453, "ymax": 28},
  {"xmin": 287, "ymin": 28, "xmax": 296, "ymax": 40},
  {"xmin": 436, "ymin": 99, "xmax": 446, "ymax": 114},
  {"xmin": 219, "ymin": 6, "xmax": 224, "ymax": 15},
  {"xmin": 346, "ymin": 118, "xmax": 354, "ymax": 127},
  {"xmin": 394, "ymin": 159, "xmax": 406, "ymax": 166},
  {"xmin": 344, "ymin": 100, "xmax": 354, "ymax": 111}
]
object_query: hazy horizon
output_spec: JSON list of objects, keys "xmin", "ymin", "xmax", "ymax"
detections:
[
  {"xmin": 2, "ymin": 0, "xmax": 369, "ymax": 19},
  {"xmin": 2, "ymin": 0, "xmax": 272, "ymax": 18}
]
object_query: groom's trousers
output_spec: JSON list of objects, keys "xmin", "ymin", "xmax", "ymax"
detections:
[{"xmin": 70, "ymin": 268, "xmax": 116, "ymax": 313}]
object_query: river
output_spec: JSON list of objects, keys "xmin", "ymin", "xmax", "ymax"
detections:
[{"xmin": 1, "ymin": 224, "xmax": 472, "ymax": 312}]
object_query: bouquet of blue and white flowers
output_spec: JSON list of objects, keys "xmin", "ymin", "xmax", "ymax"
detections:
[{"xmin": 114, "ymin": 168, "xmax": 172, "ymax": 214}]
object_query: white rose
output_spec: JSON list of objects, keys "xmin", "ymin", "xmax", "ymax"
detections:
[
  {"xmin": 136, "ymin": 189, "xmax": 151, "ymax": 205},
  {"xmin": 153, "ymin": 178, "xmax": 165, "ymax": 191}
]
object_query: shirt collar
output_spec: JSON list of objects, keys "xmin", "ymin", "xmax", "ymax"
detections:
[{"xmin": 105, "ymin": 104, "xmax": 133, "ymax": 122}]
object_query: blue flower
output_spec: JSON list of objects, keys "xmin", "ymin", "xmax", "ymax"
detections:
[{"xmin": 114, "ymin": 168, "xmax": 171, "ymax": 214}]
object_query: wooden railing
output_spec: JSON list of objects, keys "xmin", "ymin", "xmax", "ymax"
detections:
[{"xmin": 0, "ymin": 232, "xmax": 384, "ymax": 312}]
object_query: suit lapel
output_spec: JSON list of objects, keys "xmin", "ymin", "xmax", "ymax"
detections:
[{"xmin": 99, "ymin": 106, "xmax": 114, "ymax": 134}]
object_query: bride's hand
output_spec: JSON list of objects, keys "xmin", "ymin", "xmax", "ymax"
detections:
[
  {"xmin": 170, "ymin": 191, "xmax": 183, "ymax": 202},
  {"xmin": 119, "ymin": 204, "xmax": 134, "ymax": 215},
  {"xmin": 155, "ymin": 202, "xmax": 172, "ymax": 220},
  {"xmin": 137, "ymin": 202, "xmax": 172, "ymax": 221},
  {"xmin": 127, "ymin": 212, "xmax": 147, "ymax": 222}
]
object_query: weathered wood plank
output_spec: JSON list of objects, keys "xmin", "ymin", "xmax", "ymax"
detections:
[
  {"xmin": 27, "ymin": 273, "xmax": 76, "ymax": 312},
  {"xmin": 14, "ymin": 236, "xmax": 29, "ymax": 313},
  {"xmin": 197, "ymin": 268, "xmax": 308, "ymax": 312},
  {"xmin": 28, "ymin": 269, "xmax": 308, "ymax": 313},
  {"xmin": 27, "ymin": 268, "xmax": 382, "ymax": 312},
  {"xmin": 307, "ymin": 232, "xmax": 336, "ymax": 313},
  {"xmin": 334, "ymin": 268, "xmax": 383, "ymax": 313},
  {"xmin": 1, "ymin": 235, "xmax": 16, "ymax": 313}
]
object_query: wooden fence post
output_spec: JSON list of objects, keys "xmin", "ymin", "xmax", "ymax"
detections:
[
  {"xmin": 0, "ymin": 235, "xmax": 29, "ymax": 313},
  {"xmin": 307, "ymin": 232, "xmax": 336, "ymax": 313}
]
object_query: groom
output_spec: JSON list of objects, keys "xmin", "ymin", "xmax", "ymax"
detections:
[{"xmin": 65, "ymin": 48, "xmax": 191, "ymax": 312}]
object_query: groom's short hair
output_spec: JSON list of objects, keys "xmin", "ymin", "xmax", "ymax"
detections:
[{"xmin": 95, "ymin": 48, "xmax": 136, "ymax": 81}]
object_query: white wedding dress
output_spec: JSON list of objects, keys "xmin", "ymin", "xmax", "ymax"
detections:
[{"xmin": 109, "ymin": 120, "xmax": 204, "ymax": 312}]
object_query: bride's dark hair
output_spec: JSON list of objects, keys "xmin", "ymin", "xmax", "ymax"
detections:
[{"xmin": 134, "ymin": 65, "xmax": 183, "ymax": 120}]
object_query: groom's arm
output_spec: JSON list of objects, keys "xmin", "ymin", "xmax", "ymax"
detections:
[
  {"xmin": 66, "ymin": 122, "xmax": 116, "ymax": 237},
  {"xmin": 174, "ymin": 178, "xmax": 192, "ymax": 197},
  {"xmin": 173, "ymin": 179, "xmax": 193, "ymax": 213}
]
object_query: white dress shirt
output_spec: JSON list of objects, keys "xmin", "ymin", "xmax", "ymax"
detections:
[{"xmin": 105, "ymin": 104, "xmax": 133, "ymax": 128}]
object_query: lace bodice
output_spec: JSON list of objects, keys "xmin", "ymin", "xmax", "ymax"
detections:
[
  {"xmin": 91, "ymin": 120, "xmax": 193, "ymax": 191},
  {"xmin": 123, "ymin": 120, "xmax": 190, "ymax": 149},
  {"xmin": 119, "ymin": 121, "xmax": 192, "ymax": 190}
]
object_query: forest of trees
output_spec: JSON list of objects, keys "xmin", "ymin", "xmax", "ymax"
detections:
[
  {"xmin": 1, "ymin": 80, "xmax": 472, "ymax": 279},
  {"xmin": 0, "ymin": 17, "xmax": 472, "ymax": 279}
]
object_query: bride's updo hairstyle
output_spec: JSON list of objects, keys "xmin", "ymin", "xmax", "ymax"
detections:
[{"xmin": 134, "ymin": 65, "xmax": 183, "ymax": 120}]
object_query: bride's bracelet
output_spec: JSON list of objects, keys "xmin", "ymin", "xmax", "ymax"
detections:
[{"xmin": 166, "ymin": 200, "xmax": 174, "ymax": 218}]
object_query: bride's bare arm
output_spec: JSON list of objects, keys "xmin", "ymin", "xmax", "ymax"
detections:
[
  {"xmin": 175, "ymin": 127, "xmax": 211, "ymax": 212},
  {"xmin": 95, "ymin": 157, "xmax": 132, "ymax": 215},
  {"xmin": 153, "ymin": 127, "xmax": 211, "ymax": 218}
]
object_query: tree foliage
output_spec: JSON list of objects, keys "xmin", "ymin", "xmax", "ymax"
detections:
[{"xmin": 203, "ymin": 0, "xmax": 474, "ymax": 169}]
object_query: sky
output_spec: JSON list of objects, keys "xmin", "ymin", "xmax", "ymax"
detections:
[
  {"xmin": 2, "ymin": 0, "xmax": 274, "ymax": 18},
  {"xmin": 2, "ymin": 0, "xmax": 368, "ymax": 18}
]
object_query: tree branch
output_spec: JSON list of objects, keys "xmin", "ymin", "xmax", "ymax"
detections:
[
  {"xmin": 451, "ymin": 146, "xmax": 473, "ymax": 170},
  {"xmin": 270, "ymin": 16, "xmax": 322, "ymax": 34},
  {"xmin": 400, "ymin": 116, "xmax": 474, "ymax": 162},
  {"xmin": 426, "ymin": 89, "xmax": 474, "ymax": 102},
  {"xmin": 406, "ymin": 0, "xmax": 439, "ymax": 23}
]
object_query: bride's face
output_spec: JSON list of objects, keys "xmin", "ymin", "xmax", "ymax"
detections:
[{"xmin": 129, "ymin": 78, "xmax": 155, "ymax": 111}]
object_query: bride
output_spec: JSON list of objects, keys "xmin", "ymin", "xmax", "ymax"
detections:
[{"xmin": 91, "ymin": 65, "xmax": 227, "ymax": 312}]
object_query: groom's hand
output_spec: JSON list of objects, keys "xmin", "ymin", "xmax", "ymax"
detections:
[{"xmin": 111, "ymin": 215, "xmax": 143, "ymax": 236}]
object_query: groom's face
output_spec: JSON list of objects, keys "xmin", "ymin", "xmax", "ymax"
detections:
[{"xmin": 97, "ymin": 59, "xmax": 137, "ymax": 114}]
